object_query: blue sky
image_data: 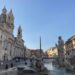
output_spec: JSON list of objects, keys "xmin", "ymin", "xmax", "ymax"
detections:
[{"xmin": 0, "ymin": 0, "xmax": 75, "ymax": 51}]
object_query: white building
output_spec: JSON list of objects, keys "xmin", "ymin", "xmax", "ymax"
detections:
[
  {"xmin": 0, "ymin": 7, "xmax": 26, "ymax": 61},
  {"xmin": 25, "ymin": 48, "xmax": 31, "ymax": 58}
]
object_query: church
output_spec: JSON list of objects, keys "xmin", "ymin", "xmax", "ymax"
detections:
[{"xmin": 0, "ymin": 6, "xmax": 26, "ymax": 61}]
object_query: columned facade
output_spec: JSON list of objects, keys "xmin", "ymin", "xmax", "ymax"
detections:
[{"xmin": 0, "ymin": 7, "xmax": 26, "ymax": 61}]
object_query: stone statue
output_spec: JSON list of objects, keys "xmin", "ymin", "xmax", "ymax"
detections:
[
  {"xmin": 56, "ymin": 36, "xmax": 65, "ymax": 57},
  {"xmin": 56, "ymin": 36, "xmax": 64, "ymax": 51},
  {"xmin": 58, "ymin": 36, "xmax": 64, "ymax": 46},
  {"xmin": 55, "ymin": 36, "xmax": 65, "ymax": 66}
]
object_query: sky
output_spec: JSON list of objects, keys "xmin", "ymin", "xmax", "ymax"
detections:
[{"xmin": 0, "ymin": 0, "xmax": 75, "ymax": 51}]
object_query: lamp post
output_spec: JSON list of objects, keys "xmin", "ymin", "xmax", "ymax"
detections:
[{"xmin": 24, "ymin": 46, "xmax": 26, "ymax": 62}]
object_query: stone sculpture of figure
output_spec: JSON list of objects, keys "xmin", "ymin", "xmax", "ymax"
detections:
[
  {"xmin": 58, "ymin": 36, "xmax": 64, "ymax": 52},
  {"xmin": 56, "ymin": 36, "xmax": 65, "ymax": 58},
  {"xmin": 56, "ymin": 36, "xmax": 65, "ymax": 66},
  {"xmin": 55, "ymin": 36, "xmax": 64, "ymax": 51},
  {"xmin": 58, "ymin": 36, "xmax": 64, "ymax": 46}
]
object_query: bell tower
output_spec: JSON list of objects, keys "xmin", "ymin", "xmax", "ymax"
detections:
[
  {"xmin": 0, "ymin": 0, "xmax": 14, "ymax": 33},
  {"xmin": 7, "ymin": 9, "xmax": 14, "ymax": 32},
  {"xmin": 1, "ymin": 6, "xmax": 7, "ymax": 23},
  {"xmin": 0, "ymin": 0, "xmax": 7, "ymax": 24},
  {"xmin": 17, "ymin": 25, "xmax": 22, "ymax": 39}
]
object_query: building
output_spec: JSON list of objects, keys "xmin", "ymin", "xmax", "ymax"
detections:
[
  {"xmin": 65, "ymin": 35, "xmax": 75, "ymax": 51},
  {"xmin": 47, "ymin": 35, "xmax": 75, "ymax": 59},
  {"xmin": 0, "ymin": 7, "xmax": 26, "ymax": 61},
  {"xmin": 65, "ymin": 35, "xmax": 75, "ymax": 58},
  {"xmin": 25, "ymin": 48, "xmax": 31, "ymax": 58},
  {"xmin": 30, "ymin": 49, "xmax": 45, "ymax": 58},
  {"xmin": 47, "ymin": 47, "xmax": 58, "ymax": 58}
]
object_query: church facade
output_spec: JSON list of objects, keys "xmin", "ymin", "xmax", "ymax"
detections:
[{"xmin": 0, "ymin": 7, "xmax": 26, "ymax": 61}]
